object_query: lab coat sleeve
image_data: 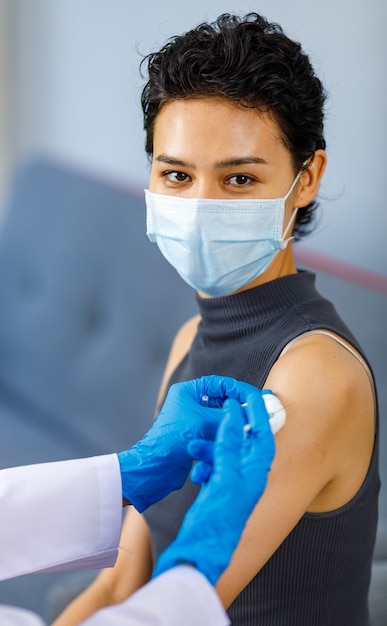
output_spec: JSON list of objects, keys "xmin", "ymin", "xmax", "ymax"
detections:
[
  {"xmin": 0, "ymin": 454, "xmax": 122, "ymax": 581},
  {"xmin": 81, "ymin": 566, "xmax": 230, "ymax": 626}
]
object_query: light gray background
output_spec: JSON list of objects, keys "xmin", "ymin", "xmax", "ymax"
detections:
[{"xmin": 6, "ymin": 0, "xmax": 387, "ymax": 276}]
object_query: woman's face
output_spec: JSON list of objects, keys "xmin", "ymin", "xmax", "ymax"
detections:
[
  {"xmin": 148, "ymin": 96, "xmax": 326, "ymax": 293},
  {"xmin": 149, "ymin": 97, "xmax": 299, "ymax": 220}
]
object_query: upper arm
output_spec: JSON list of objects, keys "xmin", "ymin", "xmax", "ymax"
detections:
[
  {"xmin": 155, "ymin": 314, "xmax": 200, "ymax": 412},
  {"xmin": 216, "ymin": 334, "xmax": 376, "ymax": 607}
]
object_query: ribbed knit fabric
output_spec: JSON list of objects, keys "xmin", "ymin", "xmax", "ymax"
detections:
[{"xmin": 144, "ymin": 271, "xmax": 380, "ymax": 625}]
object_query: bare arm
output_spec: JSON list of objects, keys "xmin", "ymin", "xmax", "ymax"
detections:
[
  {"xmin": 52, "ymin": 507, "xmax": 152, "ymax": 626},
  {"xmin": 215, "ymin": 334, "xmax": 375, "ymax": 607}
]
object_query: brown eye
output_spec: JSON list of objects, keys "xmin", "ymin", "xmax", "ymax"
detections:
[
  {"xmin": 228, "ymin": 174, "xmax": 254, "ymax": 186},
  {"xmin": 165, "ymin": 171, "xmax": 190, "ymax": 183}
]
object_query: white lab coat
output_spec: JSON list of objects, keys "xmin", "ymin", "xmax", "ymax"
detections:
[
  {"xmin": 0, "ymin": 455, "xmax": 229, "ymax": 626},
  {"xmin": 0, "ymin": 454, "xmax": 122, "ymax": 580}
]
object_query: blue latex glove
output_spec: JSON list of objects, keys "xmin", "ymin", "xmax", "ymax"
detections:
[
  {"xmin": 117, "ymin": 375, "xmax": 261, "ymax": 512},
  {"xmin": 152, "ymin": 391, "xmax": 275, "ymax": 585}
]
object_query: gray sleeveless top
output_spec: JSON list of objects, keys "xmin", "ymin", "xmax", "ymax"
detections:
[{"xmin": 144, "ymin": 271, "xmax": 380, "ymax": 625}]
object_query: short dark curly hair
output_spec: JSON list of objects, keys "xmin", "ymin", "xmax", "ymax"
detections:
[{"xmin": 141, "ymin": 13, "xmax": 327, "ymax": 238}]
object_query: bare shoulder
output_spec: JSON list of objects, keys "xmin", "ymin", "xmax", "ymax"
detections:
[
  {"xmin": 174, "ymin": 313, "xmax": 201, "ymax": 348},
  {"xmin": 155, "ymin": 314, "xmax": 201, "ymax": 411},
  {"xmin": 165, "ymin": 313, "xmax": 201, "ymax": 373},
  {"xmin": 267, "ymin": 331, "xmax": 375, "ymax": 428},
  {"xmin": 265, "ymin": 331, "xmax": 375, "ymax": 508}
]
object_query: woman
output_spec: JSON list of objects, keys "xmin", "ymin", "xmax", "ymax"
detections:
[{"xmin": 54, "ymin": 13, "xmax": 379, "ymax": 626}]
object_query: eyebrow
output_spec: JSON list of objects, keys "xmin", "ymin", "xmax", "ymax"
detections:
[
  {"xmin": 154, "ymin": 155, "xmax": 269, "ymax": 168},
  {"xmin": 155, "ymin": 155, "xmax": 193, "ymax": 167},
  {"xmin": 215, "ymin": 157, "xmax": 268, "ymax": 169}
]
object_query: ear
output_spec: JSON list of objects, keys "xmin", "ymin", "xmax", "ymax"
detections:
[{"xmin": 293, "ymin": 149, "xmax": 327, "ymax": 208}]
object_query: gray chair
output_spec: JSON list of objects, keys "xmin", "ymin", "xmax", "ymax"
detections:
[
  {"xmin": 47, "ymin": 273, "xmax": 387, "ymax": 624},
  {"xmin": 0, "ymin": 157, "xmax": 385, "ymax": 623},
  {"xmin": 46, "ymin": 208, "xmax": 387, "ymax": 626}
]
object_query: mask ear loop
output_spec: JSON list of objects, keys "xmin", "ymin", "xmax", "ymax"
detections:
[
  {"xmin": 283, "ymin": 207, "xmax": 298, "ymax": 240},
  {"xmin": 281, "ymin": 167, "xmax": 304, "ymax": 244}
]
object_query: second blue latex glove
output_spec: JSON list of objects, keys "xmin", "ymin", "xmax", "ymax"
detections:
[
  {"xmin": 117, "ymin": 375, "xmax": 260, "ymax": 512},
  {"xmin": 152, "ymin": 390, "xmax": 276, "ymax": 585}
]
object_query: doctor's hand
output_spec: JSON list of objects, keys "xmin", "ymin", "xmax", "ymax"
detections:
[
  {"xmin": 118, "ymin": 375, "xmax": 260, "ymax": 512},
  {"xmin": 152, "ymin": 391, "xmax": 276, "ymax": 585}
]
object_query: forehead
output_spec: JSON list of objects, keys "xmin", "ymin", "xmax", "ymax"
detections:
[{"xmin": 152, "ymin": 97, "xmax": 288, "ymax": 162}]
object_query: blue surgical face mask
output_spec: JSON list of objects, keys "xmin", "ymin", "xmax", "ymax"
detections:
[{"xmin": 145, "ymin": 172, "xmax": 301, "ymax": 297}]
